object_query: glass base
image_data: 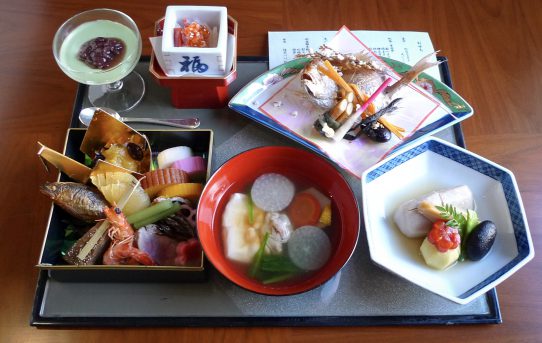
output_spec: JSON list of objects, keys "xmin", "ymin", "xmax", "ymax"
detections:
[{"xmin": 88, "ymin": 71, "xmax": 145, "ymax": 113}]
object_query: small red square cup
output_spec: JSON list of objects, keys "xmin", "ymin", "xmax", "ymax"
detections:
[{"xmin": 149, "ymin": 16, "xmax": 238, "ymax": 108}]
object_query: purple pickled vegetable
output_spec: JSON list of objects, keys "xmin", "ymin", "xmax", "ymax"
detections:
[{"xmin": 136, "ymin": 225, "xmax": 178, "ymax": 266}]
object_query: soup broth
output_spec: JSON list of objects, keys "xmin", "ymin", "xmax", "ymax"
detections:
[{"xmin": 217, "ymin": 172, "xmax": 340, "ymax": 287}]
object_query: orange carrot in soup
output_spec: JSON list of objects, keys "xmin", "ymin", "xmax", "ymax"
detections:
[{"xmin": 287, "ymin": 193, "xmax": 322, "ymax": 228}]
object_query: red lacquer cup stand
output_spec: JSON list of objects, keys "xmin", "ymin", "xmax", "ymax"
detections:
[{"xmin": 149, "ymin": 16, "xmax": 238, "ymax": 108}]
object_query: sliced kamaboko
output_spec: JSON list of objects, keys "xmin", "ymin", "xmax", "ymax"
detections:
[
  {"xmin": 157, "ymin": 146, "xmax": 193, "ymax": 169},
  {"xmin": 250, "ymin": 173, "xmax": 295, "ymax": 212},
  {"xmin": 288, "ymin": 226, "xmax": 331, "ymax": 271},
  {"xmin": 222, "ymin": 193, "xmax": 265, "ymax": 264},
  {"xmin": 393, "ymin": 185, "xmax": 475, "ymax": 238}
]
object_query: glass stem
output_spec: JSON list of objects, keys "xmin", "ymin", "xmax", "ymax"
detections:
[{"xmin": 107, "ymin": 80, "xmax": 123, "ymax": 92}]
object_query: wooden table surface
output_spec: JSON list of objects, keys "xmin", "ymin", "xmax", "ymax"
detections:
[{"xmin": 1, "ymin": 0, "xmax": 540, "ymax": 341}]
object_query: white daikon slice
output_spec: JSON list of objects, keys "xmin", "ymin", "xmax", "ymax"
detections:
[
  {"xmin": 288, "ymin": 226, "xmax": 331, "ymax": 271},
  {"xmin": 250, "ymin": 173, "xmax": 294, "ymax": 212}
]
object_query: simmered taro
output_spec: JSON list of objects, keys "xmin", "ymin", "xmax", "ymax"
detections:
[
  {"xmin": 420, "ymin": 220, "xmax": 461, "ymax": 270},
  {"xmin": 78, "ymin": 37, "xmax": 125, "ymax": 69}
]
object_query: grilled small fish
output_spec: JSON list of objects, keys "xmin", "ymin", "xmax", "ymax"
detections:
[
  {"xmin": 301, "ymin": 46, "xmax": 439, "ymax": 110},
  {"xmin": 300, "ymin": 46, "xmax": 440, "ymax": 142},
  {"xmin": 40, "ymin": 182, "xmax": 109, "ymax": 221}
]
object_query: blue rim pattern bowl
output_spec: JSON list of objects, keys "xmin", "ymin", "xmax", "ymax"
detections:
[{"xmin": 361, "ymin": 137, "xmax": 534, "ymax": 304}]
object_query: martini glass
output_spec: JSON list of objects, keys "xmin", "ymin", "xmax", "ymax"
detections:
[{"xmin": 53, "ymin": 9, "xmax": 144, "ymax": 112}]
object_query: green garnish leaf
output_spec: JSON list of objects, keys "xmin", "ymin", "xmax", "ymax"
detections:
[
  {"xmin": 61, "ymin": 224, "xmax": 79, "ymax": 256},
  {"xmin": 131, "ymin": 202, "xmax": 181, "ymax": 229},
  {"xmin": 126, "ymin": 200, "xmax": 174, "ymax": 225},
  {"xmin": 262, "ymin": 273, "xmax": 295, "ymax": 285},
  {"xmin": 460, "ymin": 209, "xmax": 480, "ymax": 260},
  {"xmin": 84, "ymin": 154, "xmax": 93, "ymax": 167},
  {"xmin": 64, "ymin": 226, "xmax": 74, "ymax": 238},
  {"xmin": 436, "ymin": 204, "xmax": 467, "ymax": 232},
  {"xmin": 249, "ymin": 232, "xmax": 270, "ymax": 278},
  {"xmin": 247, "ymin": 195, "xmax": 254, "ymax": 225},
  {"xmin": 151, "ymin": 159, "xmax": 158, "ymax": 171},
  {"xmin": 253, "ymin": 252, "xmax": 300, "ymax": 284},
  {"xmin": 436, "ymin": 204, "xmax": 480, "ymax": 260},
  {"xmin": 260, "ymin": 254, "xmax": 299, "ymax": 273}
]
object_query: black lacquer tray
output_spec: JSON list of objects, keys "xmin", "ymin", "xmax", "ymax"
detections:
[{"xmin": 30, "ymin": 57, "xmax": 501, "ymax": 327}]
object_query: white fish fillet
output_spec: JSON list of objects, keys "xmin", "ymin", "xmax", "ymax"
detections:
[{"xmin": 393, "ymin": 185, "xmax": 475, "ymax": 238}]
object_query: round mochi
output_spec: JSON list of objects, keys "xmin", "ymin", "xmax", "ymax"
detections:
[
  {"xmin": 157, "ymin": 146, "xmax": 193, "ymax": 169},
  {"xmin": 250, "ymin": 173, "xmax": 294, "ymax": 212},
  {"xmin": 288, "ymin": 226, "xmax": 331, "ymax": 271}
]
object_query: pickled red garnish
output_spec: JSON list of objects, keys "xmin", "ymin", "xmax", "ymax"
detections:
[
  {"xmin": 173, "ymin": 27, "xmax": 183, "ymax": 47},
  {"xmin": 177, "ymin": 19, "xmax": 210, "ymax": 47},
  {"xmin": 175, "ymin": 238, "xmax": 202, "ymax": 266},
  {"xmin": 78, "ymin": 37, "xmax": 125, "ymax": 69},
  {"xmin": 427, "ymin": 220, "xmax": 461, "ymax": 253}
]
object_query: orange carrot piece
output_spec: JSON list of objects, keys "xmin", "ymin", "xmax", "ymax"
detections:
[{"xmin": 287, "ymin": 192, "xmax": 322, "ymax": 229}]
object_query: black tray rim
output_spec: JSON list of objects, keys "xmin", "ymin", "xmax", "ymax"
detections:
[{"xmin": 31, "ymin": 56, "xmax": 501, "ymax": 327}]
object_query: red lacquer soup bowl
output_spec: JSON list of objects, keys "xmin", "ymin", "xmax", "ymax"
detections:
[{"xmin": 197, "ymin": 146, "xmax": 360, "ymax": 295}]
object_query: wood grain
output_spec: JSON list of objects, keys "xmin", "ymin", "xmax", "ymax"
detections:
[{"xmin": 0, "ymin": 0, "xmax": 540, "ymax": 341}]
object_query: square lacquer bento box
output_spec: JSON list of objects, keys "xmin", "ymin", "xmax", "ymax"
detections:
[{"xmin": 37, "ymin": 128, "xmax": 213, "ymax": 283}]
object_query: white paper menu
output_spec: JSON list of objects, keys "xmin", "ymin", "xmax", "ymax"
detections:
[{"xmin": 268, "ymin": 30, "xmax": 441, "ymax": 80}]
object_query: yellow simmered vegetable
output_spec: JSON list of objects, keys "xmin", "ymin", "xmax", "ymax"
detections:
[
  {"xmin": 90, "ymin": 172, "xmax": 150, "ymax": 216},
  {"xmin": 318, "ymin": 204, "xmax": 332, "ymax": 227},
  {"xmin": 157, "ymin": 183, "xmax": 203, "ymax": 203}
]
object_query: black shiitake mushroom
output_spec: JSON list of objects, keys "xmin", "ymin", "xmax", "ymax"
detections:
[
  {"xmin": 362, "ymin": 122, "xmax": 392, "ymax": 142},
  {"xmin": 126, "ymin": 142, "xmax": 144, "ymax": 161},
  {"xmin": 466, "ymin": 220, "xmax": 497, "ymax": 261}
]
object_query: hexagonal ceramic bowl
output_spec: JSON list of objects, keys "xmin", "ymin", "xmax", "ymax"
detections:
[{"xmin": 361, "ymin": 137, "xmax": 534, "ymax": 304}]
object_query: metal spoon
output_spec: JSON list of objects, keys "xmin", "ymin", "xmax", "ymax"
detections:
[{"xmin": 79, "ymin": 107, "xmax": 200, "ymax": 129}]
